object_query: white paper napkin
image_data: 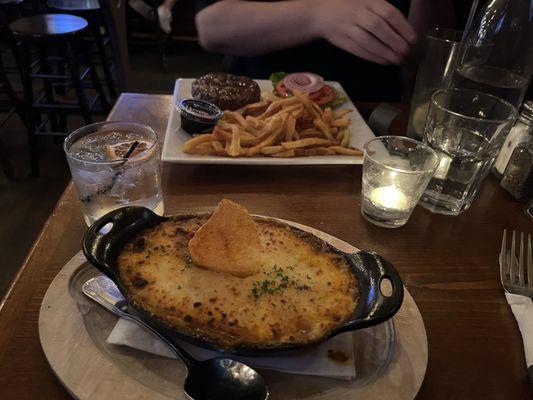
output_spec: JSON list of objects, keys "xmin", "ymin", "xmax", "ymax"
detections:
[
  {"xmin": 107, "ymin": 318, "xmax": 356, "ymax": 380},
  {"xmin": 505, "ymin": 292, "xmax": 533, "ymax": 368}
]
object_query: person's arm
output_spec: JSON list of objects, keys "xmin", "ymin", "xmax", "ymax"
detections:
[{"xmin": 196, "ymin": 0, "xmax": 417, "ymax": 65}]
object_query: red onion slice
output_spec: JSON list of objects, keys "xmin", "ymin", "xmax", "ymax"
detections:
[{"xmin": 283, "ymin": 72, "xmax": 324, "ymax": 94}]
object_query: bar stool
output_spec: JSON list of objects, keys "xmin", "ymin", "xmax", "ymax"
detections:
[
  {"xmin": 0, "ymin": 51, "xmax": 22, "ymax": 180},
  {"xmin": 10, "ymin": 13, "xmax": 110, "ymax": 176},
  {"xmin": 0, "ymin": 0, "xmax": 24, "ymax": 71},
  {"xmin": 46, "ymin": 0, "xmax": 118, "ymax": 99}
]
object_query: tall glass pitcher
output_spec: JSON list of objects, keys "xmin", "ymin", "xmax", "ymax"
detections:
[{"xmin": 452, "ymin": 0, "xmax": 533, "ymax": 108}]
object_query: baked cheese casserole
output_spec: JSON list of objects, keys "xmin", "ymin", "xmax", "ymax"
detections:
[{"xmin": 117, "ymin": 202, "xmax": 358, "ymax": 348}]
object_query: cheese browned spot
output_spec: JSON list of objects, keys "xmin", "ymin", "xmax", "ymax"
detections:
[
  {"xmin": 188, "ymin": 199, "xmax": 263, "ymax": 278},
  {"xmin": 117, "ymin": 215, "xmax": 358, "ymax": 348}
]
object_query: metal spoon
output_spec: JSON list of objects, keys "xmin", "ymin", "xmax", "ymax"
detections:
[{"xmin": 82, "ymin": 276, "xmax": 269, "ymax": 400}]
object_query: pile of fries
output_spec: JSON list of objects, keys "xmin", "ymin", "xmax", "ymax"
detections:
[{"xmin": 182, "ymin": 91, "xmax": 363, "ymax": 158}]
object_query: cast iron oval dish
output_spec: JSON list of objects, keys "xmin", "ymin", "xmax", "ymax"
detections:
[{"xmin": 83, "ymin": 206, "xmax": 404, "ymax": 356}]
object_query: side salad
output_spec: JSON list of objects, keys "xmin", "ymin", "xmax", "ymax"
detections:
[{"xmin": 270, "ymin": 72, "xmax": 347, "ymax": 108}]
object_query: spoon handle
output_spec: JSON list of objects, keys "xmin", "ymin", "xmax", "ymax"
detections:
[{"xmin": 82, "ymin": 276, "xmax": 197, "ymax": 368}]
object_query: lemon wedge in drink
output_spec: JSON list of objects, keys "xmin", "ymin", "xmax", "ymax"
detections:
[{"xmin": 105, "ymin": 140, "xmax": 153, "ymax": 160}]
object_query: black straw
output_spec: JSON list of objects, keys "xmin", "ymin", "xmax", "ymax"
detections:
[
  {"xmin": 109, "ymin": 140, "xmax": 140, "ymax": 190},
  {"xmin": 80, "ymin": 141, "xmax": 141, "ymax": 204}
]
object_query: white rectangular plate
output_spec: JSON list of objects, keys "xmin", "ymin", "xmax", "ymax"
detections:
[{"xmin": 162, "ymin": 78, "xmax": 375, "ymax": 165}]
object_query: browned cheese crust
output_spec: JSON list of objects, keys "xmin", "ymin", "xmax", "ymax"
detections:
[{"xmin": 117, "ymin": 216, "xmax": 358, "ymax": 348}]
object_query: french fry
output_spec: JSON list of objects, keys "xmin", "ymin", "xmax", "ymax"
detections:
[
  {"xmin": 236, "ymin": 100, "xmax": 269, "ymax": 116},
  {"xmin": 311, "ymin": 102, "xmax": 324, "ymax": 120},
  {"xmin": 280, "ymin": 103, "xmax": 303, "ymax": 115},
  {"xmin": 336, "ymin": 130, "xmax": 345, "ymax": 144},
  {"xmin": 260, "ymin": 146, "xmax": 285, "ymax": 155},
  {"xmin": 284, "ymin": 113, "xmax": 296, "ymax": 142},
  {"xmin": 333, "ymin": 108, "xmax": 352, "ymax": 119},
  {"xmin": 299, "ymin": 128, "xmax": 321, "ymax": 138},
  {"xmin": 247, "ymin": 115, "xmax": 285, "ymax": 156},
  {"xmin": 340, "ymin": 129, "xmax": 350, "ymax": 146},
  {"xmin": 211, "ymin": 140, "xmax": 224, "ymax": 152},
  {"xmin": 313, "ymin": 117, "xmax": 335, "ymax": 140},
  {"xmin": 224, "ymin": 111, "xmax": 250, "ymax": 130},
  {"xmin": 281, "ymin": 138, "xmax": 337, "ymax": 149},
  {"xmin": 305, "ymin": 147, "xmax": 336, "ymax": 156},
  {"xmin": 187, "ymin": 141, "xmax": 217, "ymax": 155},
  {"xmin": 258, "ymin": 97, "xmax": 298, "ymax": 119},
  {"xmin": 289, "ymin": 106, "xmax": 305, "ymax": 120},
  {"xmin": 227, "ymin": 126, "xmax": 241, "ymax": 157},
  {"xmin": 181, "ymin": 90, "xmax": 359, "ymax": 158},
  {"xmin": 329, "ymin": 146, "xmax": 363, "ymax": 156},
  {"xmin": 324, "ymin": 107, "xmax": 332, "ymax": 125},
  {"xmin": 332, "ymin": 118, "xmax": 351, "ymax": 128},
  {"xmin": 269, "ymin": 149, "xmax": 295, "ymax": 158},
  {"xmin": 183, "ymin": 134, "xmax": 216, "ymax": 153},
  {"xmin": 293, "ymin": 90, "xmax": 319, "ymax": 119}
]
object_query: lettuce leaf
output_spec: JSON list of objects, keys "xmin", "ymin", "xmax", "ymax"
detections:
[
  {"xmin": 324, "ymin": 92, "xmax": 348, "ymax": 108},
  {"xmin": 269, "ymin": 72, "xmax": 287, "ymax": 93}
]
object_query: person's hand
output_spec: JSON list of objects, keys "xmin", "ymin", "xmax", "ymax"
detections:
[{"xmin": 310, "ymin": 0, "xmax": 417, "ymax": 64}]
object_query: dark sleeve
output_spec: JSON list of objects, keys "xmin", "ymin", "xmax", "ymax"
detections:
[{"xmin": 195, "ymin": 0, "xmax": 221, "ymax": 12}]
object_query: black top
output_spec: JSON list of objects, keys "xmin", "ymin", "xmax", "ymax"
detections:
[
  {"xmin": 47, "ymin": 0, "xmax": 100, "ymax": 12},
  {"xmin": 9, "ymin": 14, "xmax": 88, "ymax": 37},
  {"xmin": 0, "ymin": 0, "xmax": 23, "ymax": 7},
  {"xmin": 196, "ymin": 0, "xmax": 411, "ymax": 102}
]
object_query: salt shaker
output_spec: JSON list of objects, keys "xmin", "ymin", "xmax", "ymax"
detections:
[
  {"xmin": 493, "ymin": 101, "xmax": 533, "ymax": 180},
  {"xmin": 501, "ymin": 139, "xmax": 533, "ymax": 201}
]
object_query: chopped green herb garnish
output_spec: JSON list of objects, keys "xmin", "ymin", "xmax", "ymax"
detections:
[{"xmin": 250, "ymin": 265, "xmax": 311, "ymax": 300}]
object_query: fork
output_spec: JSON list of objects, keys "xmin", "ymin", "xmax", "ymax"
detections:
[
  {"xmin": 500, "ymin": 229, "xmax": 533, "ymax": 390},
  {"xmin": 500, "ymin": 229, "xmax": 533, "ymax": 297}
]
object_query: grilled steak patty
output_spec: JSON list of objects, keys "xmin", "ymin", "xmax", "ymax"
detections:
[{"xmin": 191, "ymin": 73, "xmax": 261, "ymax": 111}]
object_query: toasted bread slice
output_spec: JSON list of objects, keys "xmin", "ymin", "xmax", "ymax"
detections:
[{"xmin": 188, "ymin": 199, "xmax": 263, "ymax": 278}]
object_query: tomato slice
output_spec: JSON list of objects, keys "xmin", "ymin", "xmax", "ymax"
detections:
[
  {"xmin": 276, "ymin": 81, "xmax": 336, "ymax": 105},
  {"xmin": 309, "ymin": 89, "xmax": 322, "ymax": 101},
  {"xmin": 314, "ymin": 85, "xmax": 336, "ymax": 105},
  {"xmin": 276, "ymin": 81, "xmax": 290, "ymax": 97}
]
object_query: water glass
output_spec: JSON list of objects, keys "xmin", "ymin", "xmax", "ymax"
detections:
[
  {"xmin": 420, "ymin": 89, "xmax": 517, "ymax": 215},
  {"xmin": 407, "ymin": 28, "xmax": 463, "ymax": 139},
  {"xmin": 361, "ymin": 136, "xmax": 439, "ymax": 228},
  {"xmin": 64, "ymin": 121, "xmax": 164, "ymax": 226}
]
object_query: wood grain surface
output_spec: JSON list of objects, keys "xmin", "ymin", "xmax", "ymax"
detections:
[{"xmin": 1, "ymin": 93, "xmax": 532, "ymax": 399}]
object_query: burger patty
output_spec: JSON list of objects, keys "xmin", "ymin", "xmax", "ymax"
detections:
[{"xmin": 191, "ymin": 73, "xmax": 261, "ymax": 111}]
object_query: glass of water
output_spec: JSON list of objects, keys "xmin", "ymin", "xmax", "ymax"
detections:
[
  {"xmin": 420, "ymin": 89, "xmax": 517, "ymax": 215},
  {"xmin": 64, "ymin": 121, "xmax": 164, "ymax": 226},
  {"xmin": 407, "ymin": 28, "xmax": 462, "ymax": 139},
  {"xmin": 361, "ymin": 136, "xmax": 438, "ymax": 228}
]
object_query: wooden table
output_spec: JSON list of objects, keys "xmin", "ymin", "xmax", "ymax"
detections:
[{"xmin": 1, "ymin": 93, "xmax": 532, "ymax": 399}]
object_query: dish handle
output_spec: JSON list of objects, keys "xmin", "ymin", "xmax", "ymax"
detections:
[
  {"xmin": 340, "ymin": 250, "xmax": 404, "ymax": 331},
  {"xmin": 82, "ymin": 206, "xmax": 165, "ymax": 285}
]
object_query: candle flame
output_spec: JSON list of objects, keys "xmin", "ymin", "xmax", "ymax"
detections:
[{"xmin": 370, "ymin": 186, "xmax": 409, "ymax": 210}]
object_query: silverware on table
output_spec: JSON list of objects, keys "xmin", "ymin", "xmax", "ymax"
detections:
[
  {"xmin": 82, "ymin": 276, "xmax": 269, "ymax": 400},
  {"xmin": 526, "ymin": 200, "xmax": 533, "ymax": 221},
  {"xmin": 500, "ymin": 229, "xmax": 533, "ymax": 297},
  {"xmin": 499, "ymin": 229, "xmax": 533, "ymax": 390}
]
